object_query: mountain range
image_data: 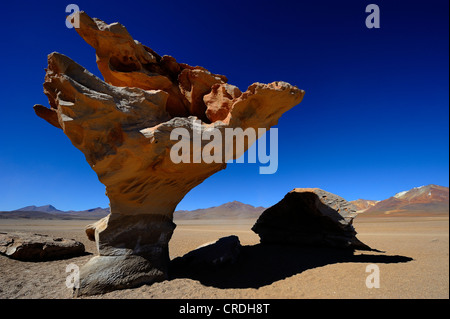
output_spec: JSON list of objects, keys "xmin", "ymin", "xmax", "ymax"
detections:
[
  {"xmin": 174, "ymin": 201, "xmax": 265, "ymax": 220},
  {"xmin": 0, "ymin": 206, "xmax": 110, "ymax": 220},
  {"xmin": 355, "ymin": 184, "xmax": 449, "ymax": 217},
  {"xmin": 13, "ymin": 204, "xmax": 62, "ymax": 213},
  {"xmin": 0, "ymin": 201, "xmax": 264, "ymax": 221},
  {"xmin": 1, "ymin": 184, "xmax": 447, "ymax": 220},
  {"xmin": 349, "ymin": 199, "xmax": 379, "ymax": 212}
]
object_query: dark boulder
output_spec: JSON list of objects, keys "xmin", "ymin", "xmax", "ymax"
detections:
[{"xmin": 251, "ymin": 188, "xmax": 371, "ymax": 250}]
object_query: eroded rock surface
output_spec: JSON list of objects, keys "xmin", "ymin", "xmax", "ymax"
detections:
[
  {"xmin": 34, "ymin": 11, "xmax": 304, "ymax": 296},
  {"xmin": 252, "ymin": 188, "xmax": 371, "ymax": 250},
  {"xmin": 0, "ymin": 232, "xmax": 85, "ymax": 261}
]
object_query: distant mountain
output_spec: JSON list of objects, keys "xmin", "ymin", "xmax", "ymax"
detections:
[
  {"xmin": 64, "ymin": 207, "xmax": 110, "ymax": 219},
  {"xmin": 1, "ymin": 201, "xmax": 265, "ymax": 221},
  {"xmin": 350, "ymin": 199, "xmax": 380, "ymax": 212},
  {"xmin": 2, "ymin": 185, "xmax": 448, "ymax": 220},
  {"xmin": 3, "ymin": 200, "xmax": 265, "ymax": 221},
  {"xmin": 174, "ymin": 201, "xmax": 265, "ymax": 220},
  {"xmin": 1, "ymin": 206, "xmax": 110, "ymax": 220},
  {"xmin": 14, "ymin": 205, "xmax": 62, "ymax": 213},
  {"xmin": 362, "ymin": 185, "xmax": 449, "ymax": 217},
  {"xmin": 0, "ymin": 211, "xmax": 71, "ymax": 220}
]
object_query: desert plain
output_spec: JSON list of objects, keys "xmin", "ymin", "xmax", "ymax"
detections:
[{"xmin": 0, "ymin": 214, "xmax": 448, "ymax": 299}]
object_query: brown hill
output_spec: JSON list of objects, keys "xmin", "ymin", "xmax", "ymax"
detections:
[
  {"xmin": 350, "ymin": 199, "xmax": 379, "ymax": 212},
  {"xmin": 361, "ymin": 185, "xmax": 449, "ymax": 217},
  {"xmin": 174, "ymin": 201, "xmax": 265, "ymax": 220}
]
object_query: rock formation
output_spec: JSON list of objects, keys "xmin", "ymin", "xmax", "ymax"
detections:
[
  {"xmin": 34, "ymin": 12, "xmax": 304, "ymax": 295},
  {"xmin": 171, "ymin": 235, "xmax": 241, "ymax": 269},
  {"xmin": 0, "ymin": 232, "xmax": 85, "ymax": 261},
  {"xmin": 252, "ymin": 188, "xmax": 371, "ymax": 250}
]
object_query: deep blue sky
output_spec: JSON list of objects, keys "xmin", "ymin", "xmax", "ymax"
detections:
[{"xmin": 0, "ymin": 0, "xmax": 448, "ymax": 211}]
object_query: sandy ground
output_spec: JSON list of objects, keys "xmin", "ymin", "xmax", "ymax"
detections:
[{"xmin": 0, "ymin": 216, "xmax": 448, "ymax": 299}]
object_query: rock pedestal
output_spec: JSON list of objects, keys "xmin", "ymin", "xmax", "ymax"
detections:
[{"xmin": 34, "ymin": 12, "xmax": 304, "ymax": 295}]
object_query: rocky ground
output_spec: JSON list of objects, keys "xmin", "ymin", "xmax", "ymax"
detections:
[{"xmin": 0, "ymin": 217, "xmax": 448, "ymax": 299}]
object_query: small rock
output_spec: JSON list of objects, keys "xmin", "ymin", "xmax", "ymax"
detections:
[{"xmin": 0, "ymin": 232, "xmax": 85, "ymax": 261}]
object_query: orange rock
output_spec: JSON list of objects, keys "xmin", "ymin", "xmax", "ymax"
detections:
[
  {"xmin": 178, "ymin": 68, "xmax": 226, "ymax": 122},
  {"xmin": 34, "ymin": 12, "xmax": 305, "ymax": 296}
]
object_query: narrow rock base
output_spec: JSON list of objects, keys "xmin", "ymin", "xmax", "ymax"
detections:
[
  {"xmin": 75, "ymin": 214, "xmax": 175, "ymax": 296},
  {"xmin": 75, "ymin": 255, "xmax": 167, "ymax": 296}
]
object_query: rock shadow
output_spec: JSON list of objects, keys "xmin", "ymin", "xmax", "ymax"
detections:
[{"xmin": 169, "ymin": 240, "xmax": 413, "ymax": 289}]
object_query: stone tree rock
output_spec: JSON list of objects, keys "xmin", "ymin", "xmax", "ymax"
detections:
[
  {"xmin": 252, "ymin": 188, "xmax": 371, "ymax": 250},
  {"xmin": 0, "ymin": 232, "xmax": 85, "ymax": 261},
  {"xmin": 34, "ymin": 12, "xmax": 304, "ymax": 296}
]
